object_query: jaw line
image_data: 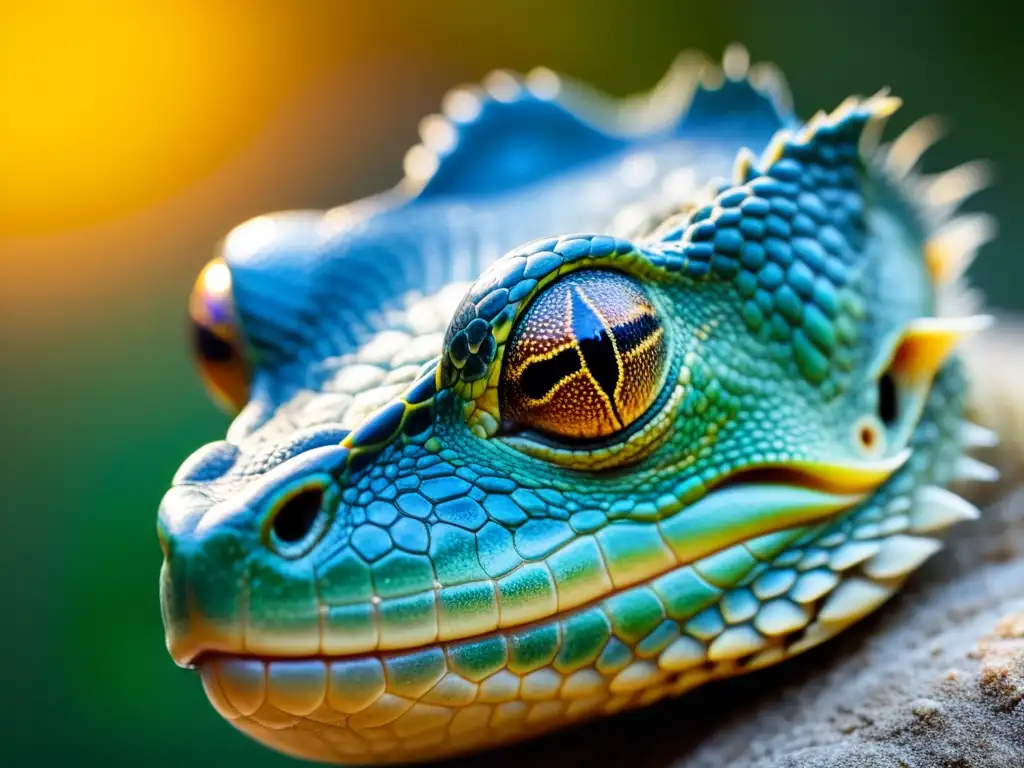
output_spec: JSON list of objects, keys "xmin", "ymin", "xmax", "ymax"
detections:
[{"xmin": 171, "ymin": 450, "xmax": 911, "ymax": 668}]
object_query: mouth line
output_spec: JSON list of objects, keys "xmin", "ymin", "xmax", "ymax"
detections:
[
  {"xmin": 707, "ymin": 448, "xmax": 912, "ymax": 497},
  {"xmin": 179, "ymin": 451, "xmax": 910, "ymax": 669}
]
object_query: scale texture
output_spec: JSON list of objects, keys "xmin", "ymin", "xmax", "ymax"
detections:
[{"xmin": 156, "ymin": 45, "xmax": 1007, "ymax": 764}]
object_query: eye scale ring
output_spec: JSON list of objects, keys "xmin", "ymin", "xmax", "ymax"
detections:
[
  {"xmin": 500, "ymin": 270, "xmax": 666, "ymax": 440},
  {"xmin": 439, "ymin": 234, "xmax": 648, "ymax": 400}
]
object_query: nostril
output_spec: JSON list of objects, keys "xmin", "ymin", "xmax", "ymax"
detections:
[
  {"xmin": 273, "ymin": 489, "xmax": 323, "ymax": 543},
  {"xmin": 267, "ymin": 484, "xmax": 330, "ymax": 556}
]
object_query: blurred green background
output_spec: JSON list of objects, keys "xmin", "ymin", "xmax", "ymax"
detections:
[{"xmin": 1, "ymin": 0, "xmax": 1020, "ymax": 764}]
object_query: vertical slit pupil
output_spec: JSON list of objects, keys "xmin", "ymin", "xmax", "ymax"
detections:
[
  {"xmin": 519, "ymin": 348, "xmax": 582, "ymax": 400},
  {"xmin": 193, "ymin": 323, "xmax": 235, "ymax": 363},
  {"xmin": 570, "ymin": 288, "xmax": 621, "ymax": 416},
  {"xmin": 878, "ymin": 373, "xmax": 898, "ymax": 426},
  {"xmin": 272, "ymin": 489, "xmax": 324, "ymax": 544}
]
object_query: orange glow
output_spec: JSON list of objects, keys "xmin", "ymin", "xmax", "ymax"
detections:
[{"xmin": 0, "ymin": 1, "xmax": 341, "ymax": 236}]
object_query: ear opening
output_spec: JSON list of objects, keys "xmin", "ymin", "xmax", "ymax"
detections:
[{"xmin": 869, "ymin": 315, "xmax": 993, "ymax": 448}]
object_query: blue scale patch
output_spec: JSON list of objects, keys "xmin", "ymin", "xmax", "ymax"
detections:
[
  {"xmin": 350, "ymin": 524, "xmax": 394, "ymax": 562},
  {"xmin": 390, "ymin": 517, "xmax": 430, "ymax": 554},
  {"xmin": 641, "ymin": 102, "xmax": 884, "ymax": 385},
  {"xmin": 514, "ymin": 518, "xmax": 574, "ymax": 560},
  {"xmin": 436, "ymin": 497, "xmax": 488, "ymax": 532},
  {"xmin": 415, "ymin": 93, "xmax": 630, "ymax": 200},
  {"xmin": 438, "ymin": 97, "xmax": 875, "ymax": 398}
]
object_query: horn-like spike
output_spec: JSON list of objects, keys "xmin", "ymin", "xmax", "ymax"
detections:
[
  {"xmin": 817, "ymin": 577, "xmax": 896, "ymax": 626},
  {"xmin": 832, "ymin": 94, "xmax": 864, "ymax": 120},
  {"xmin": 962, "ymin": 421, "xmax": 999, "ymax": 449},
  {"xmin": 524, "ymin": 66, "xmax": 561, "ymax": 99},
  {"xmin": 956, "ymin": 455, "xmax": 1000, "ymax": 483},
  {"xmin": 862, "ymin": 535, "xmax": 943, "ymax": 580},
  {"xmin": 859, "ymin": 93, "xmax": 903, "ymax": 155},
  {"xmin": 925, "ymin": 213, "xmax": 998, "ymax": 287},
  {"xmin": 753, "ymin": 92, "xmax": 900, "ymax": 179},
  {"xmin": 910, "ymin": 486, "xmax": 982, "ymax": 533},
  {"xmin": 722, "ymin": 42, "xmax": 750, "ymax": 80},
  {"xmin": 481, "ymin": 69, "xmax": 524, "ymax": 103},
  {"xmin": 797, "ymin": 110, "xmax": 829, "ymax": 143},
  {"xmin": 440, "ymin": 85, "xmax": 485, "ymax": 123},
  {"xmin": 418, "ymin": 114, "xmax": 457, "ymax": 154},
  {"xmin": 699, "ymin": 59, "xmax": 726, "ymax": 90},
  {"xmin": 883, "ymin": 115, "xmax": 946, "ymax": 178},
  {"xmin": 758, "ymin": 128, "xmax": 795, "ymax": 168},
  {"xmin": 868, "ymin": 89, "xmax": 901, "ymax": 115},
  {"xmin": 918, "ymin": 159, "xmax": 994, "ymax": 217},
  {"xmin": 890, "ymin": 315, "xmax": 994, "ymax": 386},
  {"xmin": 747, "ymin": 60, "xmax": 793, "ymax": 114},
  {"xmin": 596, "ymin": 49, "xmax": 709, "ymax": 135},
  {"xmin": 402, "ymin": 144, "xmax": 440, "ymax": 188},
  {"xmin": 733, "ymin": 147, "xmax": 758, "ymax": 183}
]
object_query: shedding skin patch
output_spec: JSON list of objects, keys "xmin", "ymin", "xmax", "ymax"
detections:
[{"xmin": 500, "ymin": 270, "xmax": 667, "ymax": 440}]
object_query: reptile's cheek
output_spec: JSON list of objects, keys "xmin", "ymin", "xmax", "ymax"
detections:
[
  {"xmin": 171, "ymin": 452, "xmax": 908, "ymax": 765},
  {"xmin": 159, "ymin": 430, "xmax": 908, "ymax": 766},
  {"xmin": 171, "ymin": 452, "xmax": 907, "ymax": 664}
]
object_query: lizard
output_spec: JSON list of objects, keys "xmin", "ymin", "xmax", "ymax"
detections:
[{"xmin": 157, "ymin": 44, "xmax": 1005, "ymax": 764}]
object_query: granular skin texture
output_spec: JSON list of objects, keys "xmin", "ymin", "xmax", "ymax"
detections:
[{"xmin": 439, "ymin": 483, "xmax": 1024, "ymax": 768}]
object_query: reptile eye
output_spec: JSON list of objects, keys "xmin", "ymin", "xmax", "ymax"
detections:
[
  {"xmin": 189, "ymin": 257, "xmax": 251, "ymax": 413},
  {"xmin": 499, "ymin": 270, "xmax": 666, "ymax": 440}
]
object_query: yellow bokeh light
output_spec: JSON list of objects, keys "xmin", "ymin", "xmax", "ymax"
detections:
[{"xmin": 0, "ymin": 0, "xmax": 337, "ymax": 237}]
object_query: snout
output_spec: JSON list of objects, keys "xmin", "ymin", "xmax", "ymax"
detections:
[
  {"xmin": 158, "ymin": 484, "xmax": 253, "ymax": 667},
  {"xmin": 158, "ymin": 444, "xmax": 349, "ymax": 666}
]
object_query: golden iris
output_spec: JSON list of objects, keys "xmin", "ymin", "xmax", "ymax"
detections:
[
  {"xmin": 500, "ymin": 270, "xmax": 666, "ymax": 440},
  {"xmin": 188, "ymin": 257, "xmax": 251, "ymax": 413}
]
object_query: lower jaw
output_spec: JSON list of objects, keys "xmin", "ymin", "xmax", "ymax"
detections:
[
  {"xmin": 195, "ymin": 566, "xmax": 861, "ymax": 764},
  {"xmin": 198, "ymin": 648, "xmax": 729, "ymax": 765}
]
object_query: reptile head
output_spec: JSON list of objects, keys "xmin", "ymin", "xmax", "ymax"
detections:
[{"xmin": 158, "ymin": 54, "xmax": 994, "ymax": 764}]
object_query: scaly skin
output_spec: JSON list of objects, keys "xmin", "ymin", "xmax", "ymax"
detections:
[{"xmin": 157, "ymin": 46, "xmax": 998, "ymax": 763}]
